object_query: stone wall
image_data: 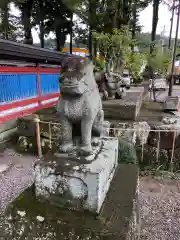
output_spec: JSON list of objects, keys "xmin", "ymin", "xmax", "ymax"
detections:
[
  {"xmin": 0, "ymin": 119, "xmax": 18, "ymax": 145},
  {"xmin": 111, "ymin": 118, "xmax": 180, "ymax": 171},
  {"xmin": 137, "ymin": 117, "xmax": 180, "ymax": 171}
]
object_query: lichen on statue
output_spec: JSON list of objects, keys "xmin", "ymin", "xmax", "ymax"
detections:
[{"xmin": 57, "ymin": 56, "xmax": 104, "ymax": 157}]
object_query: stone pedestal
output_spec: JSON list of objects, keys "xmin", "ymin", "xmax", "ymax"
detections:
[
  {"xmin": 103, "ymin": 87, "xmax": 144, "ymax": 121},
  {"xmin": 163, "ymin": 96, "xmax": 180, "ymax": 111},
  {"xmin": 34, "ymin": 137, "xmax": 118, "ymax": 214}
]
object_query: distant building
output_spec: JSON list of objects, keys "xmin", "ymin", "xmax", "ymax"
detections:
[{"xmin": 63, "ymin": 47, "xmax": 89, "ymax": 57}]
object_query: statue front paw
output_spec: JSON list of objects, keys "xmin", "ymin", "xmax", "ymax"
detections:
[
  {"xmin": 80, "ymin": 145, "xmax": 93, "ymax": 156},
  {"xmin": 59, "ymin": 143, "xmax": 75, "ymax": 153}
]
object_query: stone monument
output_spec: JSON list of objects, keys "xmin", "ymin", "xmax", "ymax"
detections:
[{"xmin": 34, "ymin": 57, "xmax": 118, "ymax": 214}]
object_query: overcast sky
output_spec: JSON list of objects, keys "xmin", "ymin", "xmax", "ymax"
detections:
[{"xmin": 10, "ymin": 2, "xmax": 179, "ymax": 43}]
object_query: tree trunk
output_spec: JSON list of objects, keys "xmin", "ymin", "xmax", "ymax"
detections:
[
  {"xmin": 131, "ymin": 2, "xmax": 137, "ymax": 51},
  {"xmin": 1, "ymin": 1, "xmax": 9, "ymax": 40},
  {"xmin": 88, "ymin": 0, "xmax": 98, "ymax": 60},
  {"xmin": 55, "ymin": 29, "xmax": 66, "ymax": 51},
  {"xmin": 39, "ymin": 1, "xmax": 45, "ymax": 48},
  {"xmin": 56, "ymin": 38, "xmax": 60, "ymax": 51},
  {"xmin": 88, "ymin": 25, "xmax": 93, "ymax": 60},
  {"xmin": 40, "ymin": 21, "xmax": 45, "ymax": 48},
  {"xmin": 93, "ymin": 42, "xmax": 97, "ymax": 59},
  {"xmin": 150, "ymin": 0, "xmax": 160, "ymax": 54},
  {"xmin": 21, "ymin": 0, "xmax": 34, "ymax": 45},
  {"xmin": 69, "ymin": 13, "xmax": 73, "ymax": 54}
]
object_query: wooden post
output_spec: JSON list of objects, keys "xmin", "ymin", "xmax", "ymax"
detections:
[{"xmin": 34, "ymin": 116, "xmax": 42, "ymax": 158}]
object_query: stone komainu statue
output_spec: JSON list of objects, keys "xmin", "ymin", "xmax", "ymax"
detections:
[
  {"xmin": 57, "ymin": 57, "xmax": 104, "ymax": 156},
  {"xmin": 95, "ymin": 71, "xmax": 125, "ymax": 100}
]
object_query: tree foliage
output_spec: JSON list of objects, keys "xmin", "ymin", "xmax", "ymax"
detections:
[
  {"xmin": 0, "ymin": 1, "xmax": 23, "ymax": 41},
  {"xmin": 147, "ymin": 48, "xmax": 172, "ymax": 74},
  {"xmin": 92, "ymin": 27, "xmax": 131, "ymax": 61},
  {"xmin": 0, "ymin": 0, "xmax": 172, "ymax": 80}
]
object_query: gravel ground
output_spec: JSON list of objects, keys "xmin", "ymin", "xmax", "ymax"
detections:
[
  {"xmin": 0, "ymin": 147, "xmax": 180, "ymax": 239},
  {"xmin": 140, "ymin": 175, "xmax": 180, "ymax": 240},
  {"xmin": 0, "ymin": 149, "xmax": 36, "ymax": 213}
]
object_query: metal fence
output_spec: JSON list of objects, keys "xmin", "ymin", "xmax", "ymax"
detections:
[
  {"xmin": 0, "ymin": 66, "xmax": 60, "ymax": 104},
  {"xmin": 0, "ymin": 66, "xmax": 61, "ymax": 123},
  {"xmin": 32, "ymin": 117, "xmax": 179, "ymax": 172}
]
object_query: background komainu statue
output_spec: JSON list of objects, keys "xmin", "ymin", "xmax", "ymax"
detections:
[
  {"xmin": 95, "ymin": 71, "xmax": 126, "ymax": 100},
  {"xmin": 57, "ymin": 57, "xmax": 104, "ymax": 156}
]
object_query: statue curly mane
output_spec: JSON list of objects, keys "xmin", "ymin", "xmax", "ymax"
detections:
[{"xmin": 61, "ymin": 56, "xmax": 90, "ymax": 80}]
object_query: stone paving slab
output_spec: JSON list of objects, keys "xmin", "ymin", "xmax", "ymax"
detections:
[{"xmin": 0, "ymin": 149, "xmax": 36, "ymax": 213}]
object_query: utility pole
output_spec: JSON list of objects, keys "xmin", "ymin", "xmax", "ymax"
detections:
[
  {"xmin": 168, "ymin": 0, "xmax": 180, "ymax": 96},
  {"xmin": 168, "ymin": 0, "xmax": 175, "ymax": 49}
]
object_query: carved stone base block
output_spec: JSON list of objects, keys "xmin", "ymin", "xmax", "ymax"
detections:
[
  {"xmin": 103, "ymin": 87, "xmax": 144, "ymax": 121},
  {"xmin": 34, "ymin": 138, "xmax": 118, "ymax": 214}
]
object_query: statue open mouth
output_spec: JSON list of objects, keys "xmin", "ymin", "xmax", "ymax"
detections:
[{"xmin": 61, "ymin": 84, "xmax": 86, "ymax": 95}]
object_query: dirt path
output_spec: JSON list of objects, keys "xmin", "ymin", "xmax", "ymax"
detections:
[{"xmin": 140, "ymin": 175, "xmax": 180, "ymax": 240}]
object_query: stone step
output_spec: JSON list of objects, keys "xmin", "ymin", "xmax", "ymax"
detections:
[{"xmin": 0, "ymin": 119, "xmax": 17, "ymax": 134}]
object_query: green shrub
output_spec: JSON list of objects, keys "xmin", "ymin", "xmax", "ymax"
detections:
[{"xmin": 118, "ymin": 138, "xmax": 137, "ymax": 164}]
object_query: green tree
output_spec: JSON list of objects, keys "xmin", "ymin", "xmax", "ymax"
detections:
[
  {"xmin": 130, "ymin": 0, "xmax": 151, "ymax": 47},
  {"xmin": 0, "ymin": 1, "xmax": 23, "ymax": 41},
  {"xmin": 15, "ymin": 0, "xmax": 34, "ymax": 44},
  {"xmin": 92, "ymin": 27, "xmax": 132, "ymax": 72},
  {"xmin": 62, "ymin": 0, "xmax": 84, "ymax": 53},
  {"xmin": 31, "ymin": 0, "xmax": 47, "ymax": 48},
  {"xmin": 125, "ymin": 51, "xmax": 146, "ymax": 80},
  {"xmin": 0, "ymin": 0, "xmax": 10, "ymax": 39},
  {"xmin": 147, "ymin": 47, "xmax": 172, "ymax": 74}
]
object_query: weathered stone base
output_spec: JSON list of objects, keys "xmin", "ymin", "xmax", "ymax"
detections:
[
  {"xmin": 34, "ymin": 138, "xmax": 118, "ymax": 214},
  {"xmin": 0, "ymin": 164, "xmax": 139, "ymax": 240},
  {"xmin": 103, "ymin": 87, "xmax": 144, "ymax": 121}
]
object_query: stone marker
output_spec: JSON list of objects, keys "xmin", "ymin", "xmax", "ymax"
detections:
[{"xmin": 34, "ymin": 57, "xmax": 118, "ymax": 214}]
